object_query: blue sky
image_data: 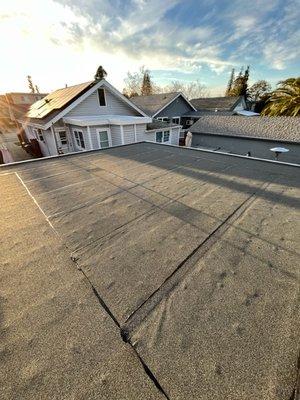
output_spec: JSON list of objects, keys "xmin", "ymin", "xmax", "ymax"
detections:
[{"xmin": 0, "ymin": 0, "xmax": 299, "ymax": 95}]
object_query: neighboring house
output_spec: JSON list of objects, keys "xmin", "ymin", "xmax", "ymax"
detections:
[
  {"xmin": 181, "ymin": 96, "xmax": 247, "ymax": 129},
  {"xmin": 131, "ymin": 92, "xmax": 196, "ymax": 126},
  {"xmin": 0, "ymin": 95, "xmax": 11, "ymax": 128},
  {"xmin": 190, "ymin": 115, "xmax": 300, "ymax": 164},
  {"xmin": 1, "ymin": 92, "xmax": 47, "ymax": 126},
  {"xmin": 18, "ymin": 80, "xmax": 181, "ymax": 157}
]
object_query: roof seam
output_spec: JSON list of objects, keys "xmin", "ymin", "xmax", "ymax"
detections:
[{"xmin": 122, "ymin": 180, "xmax": 271, "ymax": 337}]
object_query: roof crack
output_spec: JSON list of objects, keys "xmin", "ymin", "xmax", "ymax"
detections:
[{"xmin": 70, "ymin": 256, "xmax": 170, "ymax": 399}]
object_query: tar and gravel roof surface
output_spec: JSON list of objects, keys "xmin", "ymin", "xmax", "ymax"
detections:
[{"xmin": 1, "ymin": 142, "xmax": 299, "ymax": 400}]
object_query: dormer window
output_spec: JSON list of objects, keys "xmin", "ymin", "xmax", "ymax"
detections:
[{"xmin": 98, "ymin": 88, "xmax": 106, "ymax": 106}]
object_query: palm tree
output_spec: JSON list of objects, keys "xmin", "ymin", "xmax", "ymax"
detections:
[{"xmin": 261, "ymin": 77, "xmax": 300, "ymax": 116}]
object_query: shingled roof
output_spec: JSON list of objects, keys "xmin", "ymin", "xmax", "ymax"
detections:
[
  {"xmin": 1, "ymin": 142, "xmax": 299, "ymax": 399},
  {"xmin": 131, "ymin": 92, "xmax": 181, "ymax": 116},
  {"xmin": 190, "ymin": 115, "xmax": 300, "ymax": 143},
  {"xmin": 191, "ymin": 96, "xmax": 242, "ymax": 111}
]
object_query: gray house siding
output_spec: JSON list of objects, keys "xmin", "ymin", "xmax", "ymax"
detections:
[
  {"xmin": 25, "ymin": 126, "xmax": 56, "ymax": 157},
  {"xmin": 170, "ymin": 127, "xmax": 180, "ymax": 145},
  {"xmin": 43, "ymin": 129, "xmax": 57, "ymax": 156},
  {"xmin": 89, "ymin": 125, "xmax": 110, "ymax": 149},
  {"xmin": 66, "ymin": 88, "xmax": 141, "ymax": 117},
  {"xmin": 192, "ymin": 133, "xmax": 300, "ymax": 164},
  {"xmin": 155, "ymin": 96, "xmax": 194, "ymax": 120},
  {"xmin": 110, "ymin": 125, "xmax": 123, "ymax": 146},
  {"xmin": 123, "ymin": 124, "xmax": 135, "ymax": 144},
  {"xmin": 136, "ymin": 125, "xmax": 180, "ymax": 145},
  {"xmin": 135, "ymin": 124, "xmax": 148, "ymax": 142},
  {"xmin": 68, "ymin": 124, "xmax": 90, "ymax": 151}
]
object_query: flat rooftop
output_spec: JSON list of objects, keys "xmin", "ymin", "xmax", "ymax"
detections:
[{"xmin": 1, "ymin": 142, "xmax": 299, "ymax": 399}]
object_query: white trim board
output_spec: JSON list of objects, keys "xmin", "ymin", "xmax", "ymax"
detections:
[
  {"xmin": 96, "ymin": 127, "xmax": 112, "ymax": 148},
  {"xmin": 63, "ymin": 115, "xmax": 151, "ymax": 126}
]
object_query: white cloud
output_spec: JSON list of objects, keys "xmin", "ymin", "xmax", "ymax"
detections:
[{"xmin": 0, "ymin": 0, "xmax": 299, "ymax": 94}]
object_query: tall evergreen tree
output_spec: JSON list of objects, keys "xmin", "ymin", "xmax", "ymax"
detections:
[
  {"xmin": 35, "ymin": 85, "xmax": 40, "ymax": 94},
  {"xmin": 141, "ymin": 70, "xmax": 153, "ymax": 96},
  {"xmin": 225, "ymin": 68, "xmax": 235, "ymax": 96},
  {"xmin": 27, "ymin": 75, "xmax": 35, "ymax": 93},
  {"xmin": 229, "ymin": 66, "xmax": 250, "ymax": 97},
  {"xmin": 94, "ymin": 65, "xmax": 107, "ymax": 81}
]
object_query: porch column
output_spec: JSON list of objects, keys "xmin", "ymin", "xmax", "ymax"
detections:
[
  {"xmin": 120, "ymin": 125, "xmax": 125, "ymax": 145},
  {"xmin": 50, "ymin": 125, "xmax": 59, "ymax": 155},
  {"xmin": 87, "ymin": 126, "xmax": 93, "ymax": 150}
]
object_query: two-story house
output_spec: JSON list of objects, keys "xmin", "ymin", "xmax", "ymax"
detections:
[
  {"xmin": 18, "ymin": 79, "xmax": 181, "ymax": 157},
  {"xmin": 181, "ymin": 96, "xmax": 248, "ymax": 129},
  {"xmin": 131, "ymin": 92, "xmax": 197, "ymax": 126}
]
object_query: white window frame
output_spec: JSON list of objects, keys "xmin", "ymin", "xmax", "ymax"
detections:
[
  {"xmin": 186, "ymin": 119, "xmax": 194, "ymax": 126},
  {"xmin": 73, "ymin": 129, "xmax": 85, "ymax": 150},
  {"xmin": 172, "ymin": 116, "xmax": 180, "ymax": 125},
  {"xmin": 97, "ymin": 88, "xmax": 107, "ymax": 107},
  {"xmin": 33, "ymin": 128, "xmax": 45, "ymax": 142},
  {"xmin": 55, "ymin": 128, "xmax": 68, "ymax": 149},
  {"xmin": 157, "ymin": 117, "xmax": 169, "ymax": 122},
  {"xmin": 155, "ymin": 130, "xmax": 170, "ymax": 144},
  {"xmin": 96, "ymin": 128, "xmax": 112, "ymax": 149}
]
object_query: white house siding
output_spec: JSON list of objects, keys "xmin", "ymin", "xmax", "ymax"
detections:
[
  {"xmin": 135, "ymin": 124, "xmax": 180, "ymax": 145},
  {"xmin": 68, "ymin": 125, "xmax": 91, "ymax": 151},
  {"xmin": 88, "ymin": 125, "xmax": 110, "ymax": 149},
  {"xmin": 25, "ymin": 125, "xmax": 51, "ymax": 156},
  {"xmin": 123, "ymin": 125, "xmax": 135, "ymax": 144},
  {"xmin": 110, "ymin": 125, "xmax": 123, "ymax": 146},
  {"xmin": 144, "ymin": 132, "xmax": 156, "ymax": 142},
  {"xmin": 135, "ymin": 124, "xmax": 148, "ymax": 141},
  {"xmin": 43, "ymin": 129, "xmax": 57, "ymax": 156},
  {"xmin": 66, "ymin": 88, "xmax": 141, "ymax": 118},
  {"xmin": 170, "ymin": 127, "xmax": 180, "ymax": 145}
]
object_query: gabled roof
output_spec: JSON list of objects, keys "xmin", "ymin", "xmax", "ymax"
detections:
[
  {"xmin": 20, "ymin": 80, "xmax": 148, "ymax": 129},
  {"xmin": 131, "ymin": 92, "xmax": 196, "ymax": 117},
  {"xmin": 191, "ymin": 96, "xmax": 243, "ymax": 111}
]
